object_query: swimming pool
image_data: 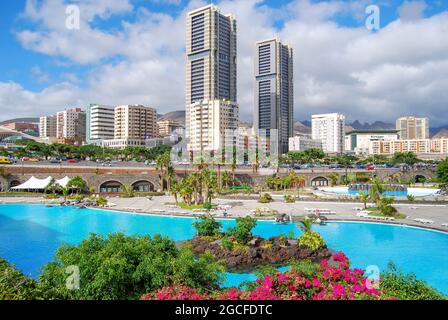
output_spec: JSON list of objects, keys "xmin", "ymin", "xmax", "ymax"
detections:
[
  {"xmin": 320, "ymin": 187, "xmax": 441, "ymax": 197},
  {"xmin": 0, "ymin": 204, "xmax": 447, "ymax": 294}
]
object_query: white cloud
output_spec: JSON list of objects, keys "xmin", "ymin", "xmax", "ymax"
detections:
[
  {"xmin": 398, "ymin": 1, "xmax": 427, "ymax": 21},
  {"xmin": 2, "ymin": 0, "xmax": 448, "ymax": 127}
]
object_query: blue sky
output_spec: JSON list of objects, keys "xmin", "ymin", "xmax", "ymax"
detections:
[{"xmin": 0, "ymin": 0, "xmax": 447, "ymax": 126}]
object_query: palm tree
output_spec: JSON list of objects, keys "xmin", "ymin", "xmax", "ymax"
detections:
[
  {"xmin": 297, "ymin": 216, "xmax": 313, "ymax": 233},
  {"xmin": 67, "ymin": 176, "xmax": 87, "ymax": 195},
  {"xmin": 122, "ymin": 184, "xmax": 135, "ymax": 198},
  {"xmin": 230, "ymin": 160, "xmax": 237, "ymax": 183},
  {"xmin": 171, "ymin": 182, "xmax": 181, "ymax": 204},
  {"xmin": 328, "ymin": 173, "xmax": 339, "ymax": 187},
  {"xmin": 156, "ymin": 153, "xmax": 171, "ymax": 191},
  {"xmin": 358, "ymin": 192, "xmax": 369, "ymax": 209},
  {"xmin": 222, "ymin": 171, "xmax": 231, "ymax": 189}
]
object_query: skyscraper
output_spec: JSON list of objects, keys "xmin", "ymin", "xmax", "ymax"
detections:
[
  {"xmin": 56, "ymin": 108, "xmax": 86, "ymax": 145},
  {"xmin": 185, "ymin": 5, "xmax": 238, "ymax": 154},
  {"xmin": 254, "ymin": 38, "xmax": 294, "ymax": 154},
  {"xmin": 39, "ymin": 115, "xmax": 57, "ymax": 139},
  {"xmin": 396, "ymin": 116, "xmax": 429, "ymax": 140}
]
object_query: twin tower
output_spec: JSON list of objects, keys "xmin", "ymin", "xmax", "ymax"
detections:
[{"xmin": 185, "ymin": 4, "xmax": 293, "ymax": 155}]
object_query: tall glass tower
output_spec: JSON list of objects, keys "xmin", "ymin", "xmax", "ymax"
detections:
[
  {"xmin": 185, "ymin": 5, "xmax": 237, "ymax": 138},
  {"xmin": 254, "ymin": 38, "xmax": 294, "ymax": 155}
]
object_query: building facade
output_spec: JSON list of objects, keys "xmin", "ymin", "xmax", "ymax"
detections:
[
  {"xmin": 39, "ymin": 115, "xmax": 57, "ymax": 139},
  {"xmin": 187, "ymin": 99, "xmax": 239, "ymax": 153},
  {"xmin": 370, "ymin": 138, "xmax": 448, "ymax": 160},
  {"xmin": 254, "ymin": 38, "xmax": 294, "ymax": 155},
  {"xmin": 396, "ymin": 116, "xmax": 429, "ymax": 140},
  {"xmin": 86, "ymin": 104, "xmax": 115, "ymax": 145},
  {"xmin": 56, "ymin": 108, "xmax": 86, "ymax": 145},
  {"xmin": 289, "ymin": 135, "xmax": 323, "ymax": 152},
  {"xmin": 345, "ymin": 129, "xmax": 399, "ymax": 155},
  {"xmin": 311, "ymin": 113, "xmax": 345, "ymax": 154},
  {"xmin": 185, "ymin": 5, "xmax": 237, "ymax": 139},
  {"xmin": 157, "ymin": 119, "xmax": 184, "ymax": 137},
  {"xmin": 114, "ymin": 105, "xmax": 157, "ymax": 140}
]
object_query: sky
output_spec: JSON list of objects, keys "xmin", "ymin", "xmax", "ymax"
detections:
[{"xmin": 0, "ymin": 0, "xmax": 447, "ymax": 126}]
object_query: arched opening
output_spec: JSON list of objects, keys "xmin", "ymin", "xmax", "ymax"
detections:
[
  {"xmin": 9, "ymin": 180, "xmax": 21, "ymax": 189},
  {"xmin": 415, "ymin": 175, "xmax": 427, "ymax": 184},
  {"xmin": 132, "ymin": 180, "xmax": 155, "ymax": 192},
  {"xmin": 99, "ymin": 181, "xmax": 123, "ymax": 193},
  {"xmin": 311, "ymin": 176, "xmax": 329, "ymax": 187}
]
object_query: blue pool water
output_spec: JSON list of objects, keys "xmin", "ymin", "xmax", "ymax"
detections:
[
  {"xmin": 0, "ymin": 204, "xmax": 447, "ymax": 294},
  {"xmin": 320, "ymin": 187, "xmax": 440, "ymax": 197}
]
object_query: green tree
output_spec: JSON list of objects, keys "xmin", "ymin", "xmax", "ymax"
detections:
[
  {"xmin": 193, "ymin": 216, "xmax": 222, "ymax": 237},
  {"xmin": 226, "ymin": 216, "xmax": 257, "ymax": 245},
  {"xmin": 391, "ymin": 152, "xmax": 419, "ymax": 165},
  {"xmin": 67, "ymin": 176, "xmax": 87, "ymax": 194},
  {"xmin": 122, "ymin": 184, "xmax": 135, "ymax": 198},
  {"xmin": 436, "ymin": 159, "xmax": 448, "ymax": 184},
  {"xmin": 328, "ymin": 173, "xmax": 339, "ymax": 187},
  {"xmin": 358, "ymin": 192, "xmax": 369, "ymax": 209}
]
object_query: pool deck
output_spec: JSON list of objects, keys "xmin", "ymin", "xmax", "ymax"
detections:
[{"xmin": 1, "ymin": 195, "xmax": 447, "ymax": 232}]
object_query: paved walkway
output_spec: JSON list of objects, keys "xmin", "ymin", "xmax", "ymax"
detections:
[{"xmin": 1, "ymin": 195, "xmax": 447, "ymax": 232}]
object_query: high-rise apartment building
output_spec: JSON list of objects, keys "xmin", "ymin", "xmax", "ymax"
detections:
[
  {"xmin": 39, "ymin": 115, "xmax": 57, "ymax": 138},
  {"xmin": 188, "ymin": 99, "xmax": 239, "ymax": 153},
  {"xmin": 114, "ymin": 105, "xmax": 157, "ymax": 140},
  {"xmin": 254, "ymin": 38, "xmax": 294, "ymax": 155},
  {"xmin": 86, "ymin": 104, "xmax": 115, "ymax": 145},
  {"xmin": 396, "ymin": 116, "xmax": 429, "ymax": 140},
  {"xmin": 185, "ymin": 5, "xmax": 237, "ymax": 139},
  {"xmin": 56, "ymin": 108, "xmax": 86, "ymax": 145},
  {"xmin": 311, "ymin": 113, "xmax": 345, "ymax": 154}
]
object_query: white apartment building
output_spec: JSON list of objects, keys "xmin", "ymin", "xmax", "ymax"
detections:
[
  {"xmin": 86, "ymin": 104, "xmax": 115, "ymax": 145},
  {"xmin": 345, "ymin": 130, "xmax": 399, "ymax": 155},
  {"xmin": 311, "ymin": 113, "xmax": 345, "ymax": 154},
  {"xmin": 289, "ymin": 135, "xmax": 323, "ymax": 152},
  {"xmin": 187, "ymin": 99, "xmax": 239, "ymax": 154},
  {"xmin": 39, "ymin": 115, "xmax": 57, "ymax": 138},
  {"xmin": 370, "ymin": 138, "xmax": 448, "ymax": 159},
  {"xmin": 396, "ymin": 116, "xmax": 429, "ymax": 140},
  {"xmin": 56, "ymin": 108, "xmax": 86, "ymax": 145}
]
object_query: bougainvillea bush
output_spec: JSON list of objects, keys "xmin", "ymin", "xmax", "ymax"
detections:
[{"xmin": 142, "ymin": 252, "xmax": 390, "ymax": 300}]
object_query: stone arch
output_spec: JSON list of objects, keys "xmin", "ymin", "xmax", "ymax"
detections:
[
  {"xmin": 99, "ymin": 180, "xmax": 123, "ymax": 193},
  {"xmin": 131, "ymin": 180, "xmax": 155, "ymax": 192},
  {"xmin": 311, "ymin": 176, "xmax": 329, "ymax": 187},
  {"xmin": 415, "ymin": 175, "xmax": 427, "ymax": 183},
  {"xmin": 9, "ymin": 180, "xmax": 21, "ymax": 189}
]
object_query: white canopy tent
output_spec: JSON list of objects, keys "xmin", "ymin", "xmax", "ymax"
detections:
[
  {"xmin": 55, "ymin": 176, "xmax": 70, "ymax": 188},
  {"xmin": 11, "ymin": 176, "xmax": 53, "ymax": 191}
]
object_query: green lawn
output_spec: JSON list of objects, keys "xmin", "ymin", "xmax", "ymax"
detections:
[
  {"xmin": 366, "ymin": 207, "xmax": 407, "ymax": 219},
  {"xmin": 176, "ymin": 202, "xmax": 217, "ymax": 210}
]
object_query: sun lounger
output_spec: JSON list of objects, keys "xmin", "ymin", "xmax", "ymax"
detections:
[
  {"xmin": 441, "ymin": 223, "xmax": 448, "ymax": 227},
  {"xmin": 414, "ymin": 218, "xmax": 434, "ymax": 224}
]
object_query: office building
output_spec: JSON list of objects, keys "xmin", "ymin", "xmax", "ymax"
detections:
[
  {"xmin": 345, "ymin": 129, "xmax": 399, "ymax": 155},
  {"xmin": 254, "ymin": 38, "xmax": 293, "ymax": 154},
  {"xmin": 289, "ymin": 135, "xmax": 323, "ymax": 152}
]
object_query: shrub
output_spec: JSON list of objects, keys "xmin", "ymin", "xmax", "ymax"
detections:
[
  {"xmin": 406, "ymin": 195, "xmax": 415, "ymax": 202},
  {"xmin": 258, "ymin": 193, "xmax": 273, "ymax": 204},
  {"xmin": 38, "ymin": 233, "xmax": 225, "ymax": 300},
  {"xmin": 202, "ymin": 202, "xmax": 213, "ymax": 210},
  {"xmin": 95, "ymin": 196, "xmax": 108, "ymax": 207},
  {"xmin": 284, "ymin": 195, "xmax": 295, "ymax": 203},
  {"xmin": 226, "ymin": 216, "xmax": 257, "ymax": 245},
  {"xmin": 220, "ymin": 237, "xmax": 234, "ymax": 251},
  {"xmin": 192, "ymin": 216, "xmax": 222, "ymax": 237},
  {"xmin": 0, "ymin": 258, "xmax": 41, "ymax": 300},
  {"xmin": 298, "ymin": 231, "xmax": 325, "ymax": 252},
  {"xmin": 380, "ymin": 263, "xmax": 446, "ymax": 300},
  {"xmin": 290, "ymin": 259, "xmax": 319, "ymax": 278},
  {"xmin": 44, "ymin": 194, "xmax": 59, "ymax": 199}
]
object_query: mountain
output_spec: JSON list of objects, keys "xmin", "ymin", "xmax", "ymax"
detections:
[
  {"xmin": 158, "ymin": 111, "xmax": 185, "ymax": 125},
  {"xmin": 0, "ymin": 117, "xmax": 39, "ymax": 125},
  {"xmin": 294, "ymin": 121, "xmax": 311, "ymax": 134},
  {"xmin": 349, "ymin": 120, "xmax": 395, "ymax": 130},
  {"xmin": 433, "ymin": 128, "xmax": 448, "ymax": 138}
]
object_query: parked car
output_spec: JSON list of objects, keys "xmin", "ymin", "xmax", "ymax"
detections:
[
  {"xmin": 50, "ymin": 159, "xmax": 62, "ymax": 164},
  {"xmin": 67, "ymin": 159, "xmax": 78, "ymax": 164}
]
